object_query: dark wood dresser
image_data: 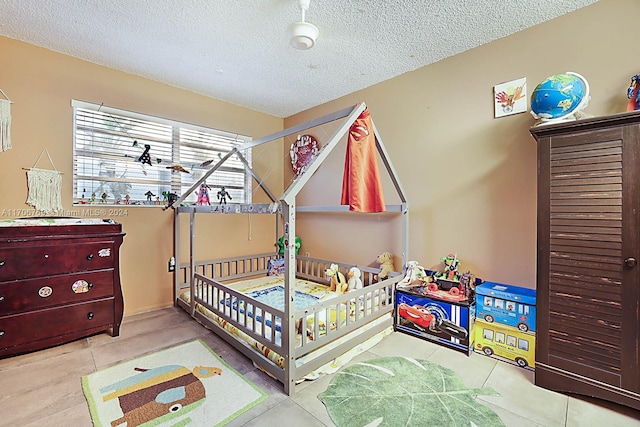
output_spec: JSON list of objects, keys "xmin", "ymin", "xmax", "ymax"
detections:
[
  {"xmin": 530, "ymin": 111, "xmax": 640, "ymax": 410},
  {"xmin": 0, "ymin": 219, "xmax": 125, "ymax": 357}
]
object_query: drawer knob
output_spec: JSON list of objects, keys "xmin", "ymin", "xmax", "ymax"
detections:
[
  {"xmin": 38, "ymin": 286, "xmax": 53, "ymax": 298},
  {"xmin": 0, "ymin": 261, "xmax": 4, "ymax": 267},
  {"xmin": 0, "ymin": 296, "xmax": 4, "ymax": 302},
  {"xmin": 87, "ymin": 312, "xmax": 94, "ymax": 320},
  {"xmin": 72, "ymin": 280, "xmax": 93, "ymax": 294},
  {"xmin": 625, "ymin": 257, "xmax": 637, "ymax": 268},
  {"xmin": 0, "ymin": 331, "xmax": 4, "ymax": 337},
  {"xmin": 86, "ymin": 254, "xmax": 94, "ymax": 261}
]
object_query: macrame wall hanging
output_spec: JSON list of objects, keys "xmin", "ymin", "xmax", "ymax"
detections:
[
  {"xmin": 0, "ymin": 88, "xmax": 12, "ymax": 152},
  {"xmin": 24, "ymin": 148, "xmax": 63, "ymax": 214}
]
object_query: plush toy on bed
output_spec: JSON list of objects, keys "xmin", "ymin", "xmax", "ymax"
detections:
[
  {"xmin": 347, "ymin": 266, "xmax": 363, "ymax": 291},
  {"xmin": 376, "ymin": 251, "xmax": 395, "ymax": 279},
  {"xmin": 325, "ymin": 263, "xmax": 348, "ymax": 293}
]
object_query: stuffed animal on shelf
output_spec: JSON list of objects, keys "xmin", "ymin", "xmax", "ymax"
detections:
[
  {"xmin": 376, "ymin": 251, "xmax": 395, "ymax": 279},
  {"xmin": 347, "ymin": 266, "xmax": 363, "ymax": 291},
  {"xmin": 325, "ymin": 263, "xmax": 348, "ymax": 293}
]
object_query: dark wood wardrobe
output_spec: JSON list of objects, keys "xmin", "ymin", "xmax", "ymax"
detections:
[{"xmin": 530, "ymin": 111, "xmax": 640, "ymax": 410}]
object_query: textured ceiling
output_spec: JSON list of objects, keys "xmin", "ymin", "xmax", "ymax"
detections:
[{"xmin": 0, "ymin": 0, "xmax": 598, "ymax": 118}]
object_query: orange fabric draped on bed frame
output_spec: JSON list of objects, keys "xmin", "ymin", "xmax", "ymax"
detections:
[{"xmin": 340, "ymin": 108, "xmax": 385, "ymax": 213}]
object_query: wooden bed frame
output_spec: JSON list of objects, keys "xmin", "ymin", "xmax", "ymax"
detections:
[
  {"xmin": 170, "ymin": 103, "xmax": 409, "ymax": 395},
  {"xmin": 175, "ymin": 253, "xmax": 400, "ymax": 394}
]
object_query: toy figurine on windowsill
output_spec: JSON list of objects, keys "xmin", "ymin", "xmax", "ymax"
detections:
[
  {"xmin": 168, "ymin": 192, "xmax": 178, "ymax": 206},
  {"xmin": 197, "ymin": 182, "xmax": 211, "ymax": 205},
  {"xmin": 145, "ymin": 191, "xmax": 155, "ymax": 204},
  {"xmin": 217, "ymin": 186, "xmax": 232, "ymax": 204}
]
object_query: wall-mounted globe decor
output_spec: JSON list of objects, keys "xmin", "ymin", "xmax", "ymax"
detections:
[{"xmin": 530, "ymin": 72, "xmax": 590, "ymax": 125}]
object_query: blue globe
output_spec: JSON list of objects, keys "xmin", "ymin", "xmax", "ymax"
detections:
[{"xmin": 530, "ymin": 72, "xmax": 590, "ymax": 122}]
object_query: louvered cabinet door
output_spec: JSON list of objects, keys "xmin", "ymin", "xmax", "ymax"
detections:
[{"xmin": 533, "ymin": 113, "xmax": 640, "ymax": 410}]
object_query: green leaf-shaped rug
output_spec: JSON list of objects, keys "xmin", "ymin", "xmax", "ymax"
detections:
[{"xmin": 318, "ymin": 357, "xmax": 504, "ymax": 427}]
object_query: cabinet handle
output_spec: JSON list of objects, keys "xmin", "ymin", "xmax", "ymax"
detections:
[
  {"xmin": 0, "ymin": 331, "xmax": 4, "ymax": 337},
  {"xmin": 0, "ymin": 261, "xmax": 4, "ymax": 267},
  {"xmin": 625, "ymin": 257, "xmax": 637, "ymax": 268},
  {"xmin": 86, "ymin": 254, "xmax": 94, "ymax": 260},
  {"xmin": 0, "ymin": 296, "xmax": 4, "ymax": 302},
  {"xmin": 87, "ymin": 312, "xmax": 94, "ymax": 320}
]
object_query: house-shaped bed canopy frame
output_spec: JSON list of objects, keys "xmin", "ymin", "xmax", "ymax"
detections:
[{"xmin": 170, "ymin": 102, "xmax": 409, "ymax": 394}]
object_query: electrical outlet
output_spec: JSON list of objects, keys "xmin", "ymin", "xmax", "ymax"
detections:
[{"xmin": 168, "ymin": 256, "xmax": 175, "ymax": 272}]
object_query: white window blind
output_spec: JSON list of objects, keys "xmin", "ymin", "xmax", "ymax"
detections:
[{"xmin": 72, "ymin": 100, "xmax": 252, "ymax": 206}]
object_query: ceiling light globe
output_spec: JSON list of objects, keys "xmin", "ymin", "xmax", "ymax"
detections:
[{"xmin": 288, "ymin": 21, "xmax": 319, "ymax": 50}]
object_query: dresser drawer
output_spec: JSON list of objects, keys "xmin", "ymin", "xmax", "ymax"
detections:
[
  {"xmin": 0, "ymin": 269, "xmax": 114, "ymax": 316},
  {"xmin": 0, "ymin": 298, "xmax": 115, "ymax": 350},
  {"xmin": 0, "ymin": 240, "xmax": 118, "ymax": 281}
]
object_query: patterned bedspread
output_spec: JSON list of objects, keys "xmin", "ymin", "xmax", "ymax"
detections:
[{"xmin": 221, "ymin": 285, "xmax": 321, "ymax": 332}]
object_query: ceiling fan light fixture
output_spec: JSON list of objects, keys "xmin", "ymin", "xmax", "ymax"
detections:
[
  {"xmin": 289, "ymin": 0, "xmax": 319, "ymax": 50},
  {"xmin": 288, "ymin": 21, "xmax": 319, "ymax": 50}
]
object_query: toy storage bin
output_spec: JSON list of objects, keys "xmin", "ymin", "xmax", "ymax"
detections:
[
  {"xmin": 475, "ymin": 281, "xmax": 536, "ymax": 333},
  {"xmin": 395, "ymin": 288, "xmax": 475, "ymax": 355},
  {"xmin": 474, "ymin": 319, "xmax": 536, "ymax": 370}
]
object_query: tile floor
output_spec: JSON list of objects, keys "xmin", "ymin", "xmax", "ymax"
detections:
[{"xmin": 1, "ymin": 307, "xmax": 639, "ymax": 426}]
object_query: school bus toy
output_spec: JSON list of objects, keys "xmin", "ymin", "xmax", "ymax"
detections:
[
  {"xmin": 474, "ymin": 320, "xmax": 535, "ymax": 370},
  {"xmin": 475, "ymin": 281, "xmax": 536, "ymax": 332}
]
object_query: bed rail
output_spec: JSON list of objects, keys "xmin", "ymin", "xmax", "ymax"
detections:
[
  {"xmin": 292, "ymin": 275, "xmax": 397, "ymax": 381},
  {"xmin": 177, "ymin": 253, "xmax": 394, "ymax": 298},
  {"xmin": 295, "ymin": 255, "xmax": 390, "ymax": 286},
  {"xmin": 176, "ymin": 252, "xmax": 280, "ymax": 291},
  {"xmin": 178, "ymin": 255, "xmax": 401, "ymax": 388},
  {"xmin": 192, "ymin": 273, "xmax": 286, "ymax": 351}
]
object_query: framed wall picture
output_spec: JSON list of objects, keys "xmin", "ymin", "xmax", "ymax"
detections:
[{"xmin": 494, "ymin": 77, "xmax": 527, "ymax": 118}]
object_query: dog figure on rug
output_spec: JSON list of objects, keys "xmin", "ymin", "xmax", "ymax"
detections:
[
  {"xmin": 100, "ymin": 364, "xmax": 221, "ymax": 426},
  {"xmin": 325, "ymin": 263, "xmax": 348, "ymax": 293}
]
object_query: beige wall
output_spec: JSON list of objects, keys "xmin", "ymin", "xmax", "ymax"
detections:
[
  {"xmin": 0, "ymin": 36, "xmax": 282, "ymax": 315},
  {"xmin": 285, "ymin": 0, "xmax": 636, "ymax": 288},
  {"xmin": 0, "ymin": 0, "xmax": 633, "ymax": 314}
]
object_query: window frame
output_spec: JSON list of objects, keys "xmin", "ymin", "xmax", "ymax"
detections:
[{"xmin": 71, "ymin": 100, "xmax": 252, "ymax": 207}]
